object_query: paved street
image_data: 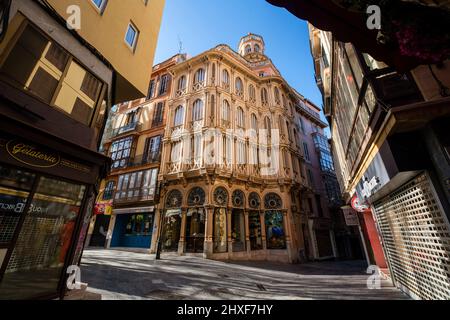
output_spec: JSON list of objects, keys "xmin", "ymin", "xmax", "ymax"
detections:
[{"xmin": 79, "ymin": 249, "xmax": 408, "ymax": 300}]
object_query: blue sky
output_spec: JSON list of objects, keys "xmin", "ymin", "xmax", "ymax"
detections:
[{"xmin": 154, "ymin": 0, "xmax": 327, "ymax": 130}]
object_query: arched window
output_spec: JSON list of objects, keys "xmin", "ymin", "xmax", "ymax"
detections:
[
  {"xmin": 174, "ymin": 105, "xmax": 184, "ymax": 126},
  {"xmin": 261, "ymin": 88, "xmax": 268, "ymax": 104},
  {"xmin": 251, "ymin": 113, "xmax": 258, "ymax": 131},
  {"xmin": 192, "ymin": 99, "xmax": 204, "ymax": 121},
  {"xmin": 254, "ymin": 44, "xmax": 260, "ymax": 53},
  {"xmin": 222, "ymin": 99, "xmax": 231, "ymax": 122},
  {"xmin": 274, "ymin": 87, "xmax": 280, "ymax": 104},
  {"xmin": 211, "ymin": 63, "xmax": 216, "ymax": 79},
  {"xmin": 249, "ymin": 84, "xmax": 256, "ymax": 101},
  {"xmin": 245, "ymin": 45, "xmax": 251, "ymax": 54},
  {"xmin": 194, "ymin": 68, "xmax": 205, "ymax": 84},
  {"xmin": 235, "ymin": 77, "xmax": 243, "ymax": 94},
  {"xmin": 236, "ymin": 107, "xmax": 245, "ymax": 128},
  {"xmin": 222, "ymin": 69, "xmax": 229, "ymax": 86},
  {"xmin": 286, "ymin": 121, "xmax": 291, "ymax": 140},
  {"xmin": 178, "ymin": 75, "xmax": 186, "ymax": 91},
  {"xmin": 282, "ymin": 94, "xmax": 287, "ymax": 108}
]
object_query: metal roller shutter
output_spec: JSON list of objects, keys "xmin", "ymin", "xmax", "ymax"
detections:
[{"xmin": 373, "ymin": 173, "xmax": 450, "ymax": 300}]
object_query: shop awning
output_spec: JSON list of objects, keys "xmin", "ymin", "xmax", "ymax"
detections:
[{"xmin": 266, "ymin": 0, "xmax": 450, "ymax": 72}]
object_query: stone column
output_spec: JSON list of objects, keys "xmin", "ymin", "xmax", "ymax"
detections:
[
  {"xmin": 244, "ymin": 210, "xmax": 251, "ymax": 254},
  {"xmin": 178, "ymin": 207, "xmax": 188, "ymax": 255},
  {"xmin": 227, "ymin": 207, "xmax": 233, "ymax": 254},
  {"xmin": 203, "ymin": 206, "xmax": 214, "ymax": 258}
]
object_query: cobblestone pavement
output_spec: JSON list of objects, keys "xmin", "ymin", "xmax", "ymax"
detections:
[{"xmin": 79, "ymin": 249, "xmax": 408, "ymax": 300}]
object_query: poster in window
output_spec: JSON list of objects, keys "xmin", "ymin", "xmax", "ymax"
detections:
[{"xmin": 265, "ymin": 210, "xmax": 286, "ymax": 249}]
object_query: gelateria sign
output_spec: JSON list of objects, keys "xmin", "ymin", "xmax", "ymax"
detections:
[{"xmin": 6, "ymin": 140, "xmax": 60, "ymax": 168}]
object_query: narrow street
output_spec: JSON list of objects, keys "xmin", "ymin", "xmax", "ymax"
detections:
[{"xmin": 79, "ymin": 249, "xmax": 408, "ymax": 300}]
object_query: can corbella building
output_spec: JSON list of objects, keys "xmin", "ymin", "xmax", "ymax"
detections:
[{"xmin": 152, "ymin": 34, "xmax": 311, "ymax": 263}]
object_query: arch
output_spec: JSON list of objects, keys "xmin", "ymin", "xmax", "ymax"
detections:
[
  {"xmin": 249, "ymin": 192, "xmax": 261, "ymax": 209},
  {"xmin": 213, "ymin": 186, "xmax": 229, "ymax": 206},
  {"xmin": 187, "ymin": 187, "xmax": 206, "ymax": 206},
  {"xmin": 235, "ymin": 77, "xmax": 243, "ymax": 94},
  {"xmin": 174, "ymin": 105, "xmax": 184, "ymax": 126},
  {"xmin": 254, "ymin": 44, "xmax": 261, "ymax": 53},
  {"xmin": 177, "ymin": 75, "xmax": 186, "ymax": 91},
  {"xmin": 261, "ymin": 88, "xmax": 268, "ymax": 104},
  {"xmin": 248, "ymin": 84, "xmax": 256, "ymax": 101},
  {"xmin": 245, "ymin": 44, "xmax": 251, "ymax": 54},
  {"xmin": 232, "ymin": 190, "xmax": 245, "ymax": 208},
  {"xmin": 166, "ymin": 189, "xmax": 183, "ymax": 208},
  {"xmin": 222, "ymin": 99, "xmax": 231, "ymax": 122},
  {"xmin": 222, "ymin": 69, "xmax": 229, "ymax": 85},
  {"xmin": 192, "ymin": 99, "xmax": 204, "ymax": 121},
  {"xmin": 274, "ymin": 87, "xmax": 280, "ymax": 104},
  {"xmin": 264, "ymin": 193, "xmax": 282, "ymax": 209},
  {"xmin": 236, "ymin": 106, "xmax": 245, "ymax": 128},
  {"xmin": 194, "ymin": 68, "xmax": 205, "ymax": 84}
]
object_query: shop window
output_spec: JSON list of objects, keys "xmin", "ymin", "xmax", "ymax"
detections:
[
  {"xmin": 110, "ymin": 137, "xmax": 133, "ymax": 169},
  {"xmin": 0, "ymin": 24, "xmax": 104, "ymax": 126},
  {"xmin": 0, "ymin": 165, "xmax": 36, "ymax": 247},
  {"xmin": 162, "ymin": 210, "xmax": 181, "ymax": 252},
  {"xmin": 0, "ymin": 176, "xmax": 86, "ymax": 299},
  {"xmin": 213, "ymin": 208, "xmax": 227, "ymax": 253},
  {"xmin": 265, "ymin": 211, "xmax": 286, "ymax": 249},
  {"xmin": 231, "ymin": 210, "xmax": 245, "ymax": 252},
  {"xmin": 125, "ymin": 214, "xmax": 153, "ymax": 236},
  {"xmin": 249, "ymin": 211, "xmax": 263, "ymax": 250}
]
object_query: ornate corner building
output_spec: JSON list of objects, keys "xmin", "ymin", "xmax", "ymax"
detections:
[{"xmin": 150, "ymin": 34, "xmax": 346, "ymax": 263}]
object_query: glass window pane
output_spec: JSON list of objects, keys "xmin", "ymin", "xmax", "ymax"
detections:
[{"xmin": 0, "ymin": 177, "xmax": 85, "ymax": 299}]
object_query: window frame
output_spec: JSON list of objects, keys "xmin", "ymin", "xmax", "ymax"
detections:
[{"xmin": 124, "ymin": 22, "xmax": 139, "ymax": 52}]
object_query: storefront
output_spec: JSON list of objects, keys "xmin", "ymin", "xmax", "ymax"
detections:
[
  {"xmin": 158, "ymin": 187, "xmax": 292, "ymax": 262},
  {"xmin": 0, "ymin": 124, "xmax": 108, "ymax": 300},
  {"xmin": 355, "ymin": 129, "xmax": 450, "ymax": 300},
  {"xmin": 110, "ymin": 207, "xmax": 155, "ymax": 249}
]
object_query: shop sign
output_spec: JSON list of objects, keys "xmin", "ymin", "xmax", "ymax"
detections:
[
  {"xmin": 6, "ymin": 140, "xmax": 60, "ymax": 168},
  {"xmin": 94, "ymin": 201, "xmax": 113, "ymax": 215},
  {"xmin": 351, "ymin": 194, "xmax": 370, "ymax": 213},
  {"xmin": 342, "ymin": 206, "xmax": 360, "ymax": 226}
]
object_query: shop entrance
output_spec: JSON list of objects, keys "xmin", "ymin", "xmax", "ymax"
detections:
[
  {"xmin": 162, "ymin": 209, "xmax": 181, "ymax": 252},
  {"xmin": 185, "ymin": 208, "xmax": 205, "ymax": 253},
  {"xmin": 89, "ymin": 215, "xmax": 111, "ymax": 247},
  {"xmin": 231, "ymin": 209, "xmax": 246, "ymax": 252},
  {"xmin": 111, "ymin": 213, "xmax": 153, "ymax": 249},
  {"xmin": 248, "ymin": 211, "xmax": 263, "ymax": 250}
]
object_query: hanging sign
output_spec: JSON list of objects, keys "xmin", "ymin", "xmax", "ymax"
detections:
[
  {"xmin": 342, "ymin": 206, "xmax": 360, "ymax": 226},
  {"xmin": 351, "ymin": 194, "xmax": 370, "ymax": 213}
]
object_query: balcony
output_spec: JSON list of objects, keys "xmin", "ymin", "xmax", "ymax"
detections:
[{"xmin": 111, "ymin": 122, "xmax": 142, "ymax": 138}]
